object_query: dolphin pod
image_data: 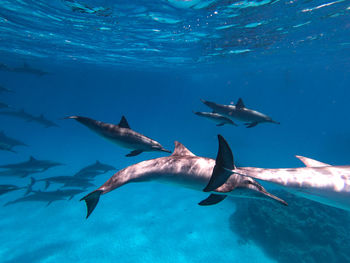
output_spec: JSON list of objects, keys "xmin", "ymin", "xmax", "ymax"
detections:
[
  {"xmin": 200, "ymin": 98, "xmax": 279, "ymax": 128},
  {"xmin": 81, "ymin": 135, "xmax": 287, "ymax": 218}
]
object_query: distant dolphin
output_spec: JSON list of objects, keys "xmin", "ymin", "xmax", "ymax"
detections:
[
  {"xmin": 0, "ymin": 131, "xmax": 27, "ymax": 153},
  {"xmin": 0, "ymin": 86, "xmax": 14, "ymax": 94},
  {"xmin": 193, "ymin": 111, "xmax": 237, "ymax": 126},
  {"xmin": 0, "ymin": 109, "xmax": 34, "ymax": 121},
  {"xmin": 201, "ymin": 98, "xmax": 280, "ymax": 128},
  {"xmin": 0, "ymin": 102, "xmax": 11, "ymax": 109},
  {"xmin": 0, "ymin": 184, "xmax": 25, "ymax": 196},
  {"xmin": 11, "ymin": 63, "xmax": 48, "ymax": 76},
  {"xmin": 66, "ymin": 115, "xmax": 171, "ymax": 157},
  {"xmin": 0, "ymin": 169, "xmax": 31, "ymax": 178},
  {"xmin": 0, "ymin": 156, "xmax": 62, "ymax": 173},
  {"xmin": 30, "ymin": 176, "xmax": 93, "ymax": 190},
  {"xmin": 4, "ymin": 192, "xmax": 66, "ymax": 206},
  {"xmin": 74, "ymin": 160, "xmax": 116, "ymax": 178},
  {"xmin": 30, "ymin": 114, "xmax": 58, "ymax": 128},
  {"xmin": 80, "ymin": 135, "xmax": 287, "ymax": 218}
]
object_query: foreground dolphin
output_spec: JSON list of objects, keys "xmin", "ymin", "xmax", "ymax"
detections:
[
  {"xmin": 193, "ymin": 111, "xmax": 237, "ymax": 126},
  {"xmin": 201, "ymin": 98, "xmax": 279, "ymax": 128},
  {"xmin": 81, "ymin": 135, "xmax": 287, "ymax": 218},
  {"xmin": 228, "ymin": 156, "xmax": 350, "ymax": 212},
  {"xmin": 66, "ymin": 115, "xmax": 171, "ymax": 157}
]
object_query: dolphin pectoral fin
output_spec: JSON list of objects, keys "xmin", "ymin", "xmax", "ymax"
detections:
[
  {"xmin": 198, "ymin": 194, "xmax": 227, "ymax": 206},
  {"xmin": 46, "ymin": 201, "xmax": 53, "ymax": 207},
  {"xmin": 245, "ymin": 122, "xmax": 258, "ymax": 128},
  {"xmin": 126, "ymin": 150, "xmax": 143, "ymax": 157},
  {"xmin": 203, "ymin": 135, "xmax": 235, "ymax": 192},
  {"xmin": 45, "ymin": 180, "xmax": 50, "ymax": 190},
  {"xmin": 216, "ymin": 123, "xmax": 225, "ymax": 126},
  {"xmin": 69, "ymin": 195, "xmax": 74, "ymax": 201},
  {"xmin": 80, "ymin": 190, "xmax": 103, "ymax": 219}
]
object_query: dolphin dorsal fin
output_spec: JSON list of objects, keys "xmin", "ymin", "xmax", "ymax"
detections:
[
  {"xmin": 295, "ymin": 155, "xmax": 330, "ymax": 167},
  {"xmin": 171, "ymin": 142, "xmax": 195, "ymax": 156},
  {"xmin": 29, "ymin": 156, "xmax": 36, "ymax": 161},
  {"xmin": 236, "ymin": 98, "xmax": 245, "ymax": 109},
  {"xmin": 118, "ymin": 116, "xmax": 130, "ymax": 129}
]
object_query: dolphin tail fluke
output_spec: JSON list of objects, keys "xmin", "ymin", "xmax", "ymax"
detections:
[
  {"xmin": 198, "ymin": 194, "xmax": 227, "ymax": 206},
  {"xmin": 80, "ymin": 190, "xmax": 103, "ymax": 219},
  {"xmin": 203, "ymin": 134, "xmax": 235, "ymax": 192},
  {"xmin": 25, "ymin": 177, "xmax": 35, "ymax": 195}
]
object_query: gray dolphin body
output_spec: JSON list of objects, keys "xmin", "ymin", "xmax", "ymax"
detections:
[
  {"xmin": 81, "ymin": 135, "xmax": 287, "ymax": 218},
  {"xmin": 0, "ymin": 156, "xmax": 62, "ymax": 173},
  {"xmin": 0, "ymin": 86, "xmax": 14, "ymax": 94},
  {"xmin": 30, "ymin": 114, "xmax": 58, "ymax": 128},
  {"xmin": 30, "ymin": 176, "xmax": 93, "ymax": 190},
  {"xmin": 66, "ymin": 115, "xmax": 171, "ymax": 157},
  {"xmin": 0, "ymin": 184, "xmax": 24, "ymax": 196},
  {"xmin": 201, "ymin": 98, "xmax": 279, "ymax": 128},
  {"xmin": 0, "ymin": 102, "xmax": 10, "ymax": 109},
  {"xmin": 4, "ymin": 192, "xmax": 66, "ymax": 206},
  {"xmin": 193, "ymin": 111, "xmax": 238, "ymax": 126},
  {"xmin": 0, "ymin": 131, "xmax": 27, "ymax": 153},
  {"xmin": 11, "ymin": 63, "xmax": 48, "ymax": 76},
  {"xmin": 0, "ymin": 109, "xmax": 34, "ymax": 121},
  {"xmin": 232, "ymin": 156, "xmax": 350, "ymax": 212},
  {"xmin": 74, "ymin": 160, "xmax": 116, "ymax": 178}
]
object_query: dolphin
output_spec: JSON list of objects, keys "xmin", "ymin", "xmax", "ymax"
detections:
[
  {"xmin": 30, "ymin": 114, "xmax": 58, "ymax": 128},
  {"xmin": 0, "ymin": 143, "xmax": 17, "ymax": 153},
  {"xmin": 66, "ymin": 115, "xmax": 171, "ymax": 157},
  {"xmin": 0, "ymin": 169, "xmax": 31, "ymax": 178},
  {"xmin": 0, "ymin": 102, "xmax": 11, "ymax": 109},
  {"xmin": 28, "ymin": 188, "xmax": 87, "ymax": 200},
  {"xmin": 74, "ymin": 160, "xmax": 116, "ymax": 178},
  {"xmin": 61, "ymin": 179, "xmax": 95, "ymax": 189},
  {"xmin": 201, "ymin": 98, "xmax": 280, "ymax": 128},
  {"xmin": 29, "ymin": 176, "xmax": 93, "ymax": 190},
  {"xmin": 0, "ymin": 131, "xmax": 27, "ymax": 150},
  {"xmin": 0, "ymin": 86, "xmax": 14, "ymax": 94},
  {"xmin": 0, "ymin": 184, "xmax": 25, "ymax": 196},
  {"xmin": 0, "ymin": 156, "xmax": 62, "ymax": 173},
  {"xmin": 0, "ymin": 109, "xmax": 34, "ymax": 121},
  {"xmin": 225, "ymin": 156, "xmax": 350, "ymax": 212},
  {"xmin": 11, "ymin": 63, "xmax": 48, "ymax": 76},
  {"xmin": 193, "ymin": 111, "xmax": 238, "ymax": 126},
  {"xmin": 80, "ymin": 135, "xmax": 287, "ymax": 218},
  {"xmin": 4, "ymin": 192, "xmax": 66, "ymax": 206}
]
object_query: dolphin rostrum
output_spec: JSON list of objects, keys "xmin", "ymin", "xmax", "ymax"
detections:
[
  {"xmin": 193, "ymin": 111, "xmax": 238, "ymax": 126},
  {"xmin": 80, "ymin": 135, "xmax": 287, "ymax": 218},
  {"xmin": 201, "ymin": 98, "xmax": 280, "ymax": 128},
  {"xmin": 66, "ymin": 115, "xmax": 171, "ymax": 157},
  {"xmin": 223, "ymin": 156, "xmax": 350, "ymax": 212}
]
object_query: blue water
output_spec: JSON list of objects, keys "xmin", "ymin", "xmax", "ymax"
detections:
[{"xmin": 1, "ymin": 0, "xmax": 350, "ymax": 262}]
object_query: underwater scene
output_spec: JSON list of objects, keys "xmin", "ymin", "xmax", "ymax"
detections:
[{"xmin": 1, "ymin": 0, "xmax": 350, "ymax": 262}]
